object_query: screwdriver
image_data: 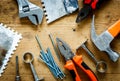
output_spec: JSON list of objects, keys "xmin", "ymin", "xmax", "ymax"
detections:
[{"xmin": 15, "ymin": 56, "xmax": 21, "ymax": 81}]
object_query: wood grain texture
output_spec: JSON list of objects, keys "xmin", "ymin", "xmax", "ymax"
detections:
[{"xmin": 0, "ymin": 0, "xmax": 120, "ymax": 81}]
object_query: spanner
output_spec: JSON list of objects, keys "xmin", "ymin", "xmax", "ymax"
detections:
[
  {"xmin": 77, "ymin": 40, "xmax": 107, "ymax": 73},
  {"xmin": 23, "ymin": 52, "xmax": 44, "ymax": 81},
  {"xmin": 16, "ymin": 0, "xmax": 43, "ymax": 25}
]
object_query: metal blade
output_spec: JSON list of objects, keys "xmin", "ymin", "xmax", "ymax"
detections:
[
  {"xmin": 0, "ymin": 23, "xmax": 22, "ymax": 76},
  {"xmin": 56, "ymin": 38, "xmax": 74, "ymax": 61},
  {"xmin": 91, "ymin": 15, "xmax": 98, "ymax": 42}
]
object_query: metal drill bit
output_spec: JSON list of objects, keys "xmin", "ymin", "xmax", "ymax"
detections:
[
  {"xmin": 49, "ymin": 34, "xmax": 60, "ymax": 61},
  {"xmin": 15, "ymin": 56, "xmax": 21, "ymax": 81}
]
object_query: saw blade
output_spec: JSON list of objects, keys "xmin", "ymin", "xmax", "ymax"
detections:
[
  {"xmin": 0, "ymin": 23, "xmax": 22, "ymax": 76},
  {"xmin": 41, "ymin": 0, "xmax": 78, "ymax": 24}
]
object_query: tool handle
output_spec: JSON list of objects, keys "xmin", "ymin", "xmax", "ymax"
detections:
[
  {"xmin": 108, "ymin": 19, "xmax": 120, "ymax": 37},
  {"xmin": 64, "ymin": 60, "xmax": 81, "ymax": 81},
  {"xmin": 73, "ymin": 55, "xmax": 98, "ymax": 81}
]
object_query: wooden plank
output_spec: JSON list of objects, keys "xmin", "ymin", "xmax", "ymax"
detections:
[{"xmin": 0, "ymin": 0, "xmax": 120, "ymax": 81}]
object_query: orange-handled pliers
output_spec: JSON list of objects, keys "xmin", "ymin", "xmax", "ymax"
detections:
[{"xmin": 56, "ymin": 38, "xmax": 98, "ymax": 81}]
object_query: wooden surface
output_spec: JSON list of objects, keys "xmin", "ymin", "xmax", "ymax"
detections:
[{"xmin": 0, "ymin": 0, "xmax": 120, "ymax": 81}]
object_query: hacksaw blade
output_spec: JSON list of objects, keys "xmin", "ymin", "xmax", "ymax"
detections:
[
  {"xmin": 0, "ymin": 23, "xmax": 22, "ymax": 76},
  {"xmin": 41, "ymin": 0, "xmax": 78, "ymax": 24}
]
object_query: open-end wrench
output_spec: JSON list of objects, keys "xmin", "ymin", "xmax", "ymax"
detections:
[
  {"xmin": 77, "ymin": 40, "xmax": 107, "ymax": 73},
  {"xmin": 23, "ymin": 52, "xmax": 44, "ymax": 81},
  {"xmin": 16, "ymin": 0, "xmax": 43, "ymax": 25},
  {"xmin": 91, "ymin": 15, "xmax": 120, "ymax": 62}
]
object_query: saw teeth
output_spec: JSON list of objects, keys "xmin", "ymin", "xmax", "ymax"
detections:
[{"xmin": 0, "ymin": 23, "xmax": 22, "ymax": 76}]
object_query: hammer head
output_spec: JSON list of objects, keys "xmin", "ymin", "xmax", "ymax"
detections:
[{"xmin": 91, "ymin": 15, "xmax": 119, "ymax": 62}]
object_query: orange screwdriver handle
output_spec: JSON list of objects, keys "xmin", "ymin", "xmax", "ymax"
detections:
[
  {"xmin": 108, "ymin": 19, "xmax": 120, "ymax": 37},
  {"xmin": 73, "ymin": 55, "xmax": 98, "ymax": 81},
  {"xmin": 64, "ymin": 60, "xmax": 81, "ymax": 81}
]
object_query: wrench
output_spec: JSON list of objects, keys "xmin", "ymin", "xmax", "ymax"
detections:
[
  {"xmin": 23, "ymin": 52, "xmax": 44, "ymax": 81},
  {"xmin": 16, "ymin": 0, "xmax": 43, "ymax": 25}
]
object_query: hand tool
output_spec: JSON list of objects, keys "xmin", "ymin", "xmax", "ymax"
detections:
[
  {"xmin": 49, "ymin": 34, "xmax": 60, "ymax": 61},
  {"xmin": 76, "ymin": 0, "xmax": 105, "ymax": 23},
  {"xmin": 91, "ymin": 15, "xmax": 120, "ymax": 62},
  {"xmin": 16, "ymin": 0, "xmax": 43, "ymax": 25},
  {"xmin": 23, "ymin": 52, "xmax": 44, "ymax": 81},
  {"xmin": 41, "ymin": 0, "xmax": 78, "ymax": 24},
  {"xmin": 56, "ymin": 38, "xmax": 98, "ymax": 81},
  {"xmin": 35, "ymin": 35, "xmax": 65, "ymax": 79},
  {"xmin": 0, "ymin": 23, "xmax": 22, "ymax": 76},
  {"xmin": 77, "ymin": 40, "xmax": 107, "ymax": 73},
  {"xmin": 15, "ymin": 56, "xmax": 21, "ymax": 81}
]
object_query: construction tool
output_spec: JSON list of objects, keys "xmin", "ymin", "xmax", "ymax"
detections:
[
  {"xmin": 15, "ymin": 56, "xmax": 21, "ymax": 81},
  {"xmin": 41, "ymin": 0, "xmax": 78, "ymax": 24},
  {"xmin": 35, "ymin": 35, "xmax": 65, "ymax": 79},
  {"xmin": 16, "ymin": 0, "xmax": 43, "ymax": 25},
  {"xmin": 23, "ymin": 52, "xmax": 44, "ymax": 81},
  {"xmin": 56, "ymin": 38, "xmax": 98, "ymax": 81},
  {"xmin": 91, "ymin": 15, "xmax": 120, "ymax": 62},
  {"xmin": 49, "ymin": 34, "xmax": 60, "ymax": 61},
  {"xmin": 0, "ymin": 23, "xmax": 22, "ymax": 76},
  {"xmin": 77, "ymin": 40, "xmax": 107, "ymax": 73},
  {"xmin": 76, "ymin": 0, "xmax": 106, "ymax": 23}
]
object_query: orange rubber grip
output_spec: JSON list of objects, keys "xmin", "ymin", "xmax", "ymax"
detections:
[
  {"xmin": 108, "ymin": 19, "xmax": 120, "ymax": 37},
  {"xmin": 73, "ymin": 55, "xmax": 98, "ymax": 81},
  {"xmin": 64, "ymin": 60, "xmax": 81, "ymax": 81}
]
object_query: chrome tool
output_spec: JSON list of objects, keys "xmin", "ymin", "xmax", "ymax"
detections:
[
  {"xmin": 91, "ymin": 15, "xmax": 120, "ymax": 62},
  {"xmin": 56, "ymin": 38, "xmax": 98, "ymax": 81},
  {"xmin": 23, "ymin": 52, "xmax": 44, "ymax": 81},
  {"xmin": 16, "ymin": 0, "xmax": 43, "ymax": 25},
  {"xmin": 77, "ymin": 40, "xmax": 107, "ymax": 73},
  {"xmin": 41, "ymin": 0, "xmax": 78, "ymax": 24},
  {"xmin": 0, "ymin": 23, "xmax": 22, "ymax": 76}
]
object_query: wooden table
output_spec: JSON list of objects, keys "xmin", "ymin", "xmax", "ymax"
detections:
[{"xmin": 0, "ymin": 0, "xmax": 120, "ymax": 81}]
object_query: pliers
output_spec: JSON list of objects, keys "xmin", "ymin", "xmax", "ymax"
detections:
[
  {"xmin": 76, "ymin": 0, "xmax": 105, "ymax": 23},
  {"xmin": 56, "ymin": 38, "xmax": 98, "ymax": 81},
  {"xmin": 16, "ymin": 0, "xmax": 43, "ymax": 25}
]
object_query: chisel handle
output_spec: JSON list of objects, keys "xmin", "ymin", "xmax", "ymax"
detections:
[
  {"xmin": 108, "ymin": 19, "xmax": 120, "ymax": 37},
  {"xmin": 73, "ymin": 55, "xmax": 98, "ymax": 81}
]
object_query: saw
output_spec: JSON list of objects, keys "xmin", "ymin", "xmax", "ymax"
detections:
[
  {"xmin": 0, "ymin": 23, "xmax": 22, "ymax": 76},
  {"xmin": 41, "ymin": 0, "xmax": 78, "ymax": 24}
]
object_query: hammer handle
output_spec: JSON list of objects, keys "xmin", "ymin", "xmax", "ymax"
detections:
[{"xmin": 108, "ymin": 19, "xmax": 120, "ymax": 37}]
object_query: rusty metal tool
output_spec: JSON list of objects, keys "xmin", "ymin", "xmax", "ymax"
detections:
[
  {"xmin": 16, "ymin": 0, "xmax": 43, "ymax": 25},
  {"xmin": 77, "ymin": 40, "xmax": 107, "ymax": 73},
  {"xmin": 49, "ymin": 34, "xmax": 60, "ymax": 61},
  {"xmin": 15, "ymin": 56, "xmax": 21, "ymax": 81},
  {"xmin": 56, "ymin": 38, "xmax": 98, "ymax": 81},
  {"xmin": 91, "ymin": 15, "xmax": 120, "ymax": 62},
  {"xmin": 23, "ymin": 52, "xmax": 44, "ymax": 81}
]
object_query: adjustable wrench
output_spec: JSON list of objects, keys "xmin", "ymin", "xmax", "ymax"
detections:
[{"xmin": 16, "ymin": 0, "xmax": 43, "ymax": 25}]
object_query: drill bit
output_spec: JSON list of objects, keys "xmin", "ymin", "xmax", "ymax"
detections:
[{"xmin": 15, "ymin": 56, "xmax": 21, "ymax": 81}]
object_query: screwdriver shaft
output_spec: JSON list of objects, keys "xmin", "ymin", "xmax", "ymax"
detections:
[{"xmin": 15, "ymin": 56, "xmax": 21, "ymax": 81}]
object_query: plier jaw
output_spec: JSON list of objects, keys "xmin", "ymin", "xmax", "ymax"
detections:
[
  {"xmin": 56, "ymin": 38, "xmax": 74, "ymax": 61},
  {"xmin": 56, "ymin": 38, "xmax": 98, "ymax": 81}
]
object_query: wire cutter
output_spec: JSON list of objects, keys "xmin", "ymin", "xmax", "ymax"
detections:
[
  {"xmin": 56, "ymin": 38, "xmax": 98, "ymax": 81},
  {"xmin": 16, "ymin": 0, "xmax": 43, "ymax": 25},
  {"xmin": 76, "ymin": 0, "xmax": 105, "ymax": 23}
]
